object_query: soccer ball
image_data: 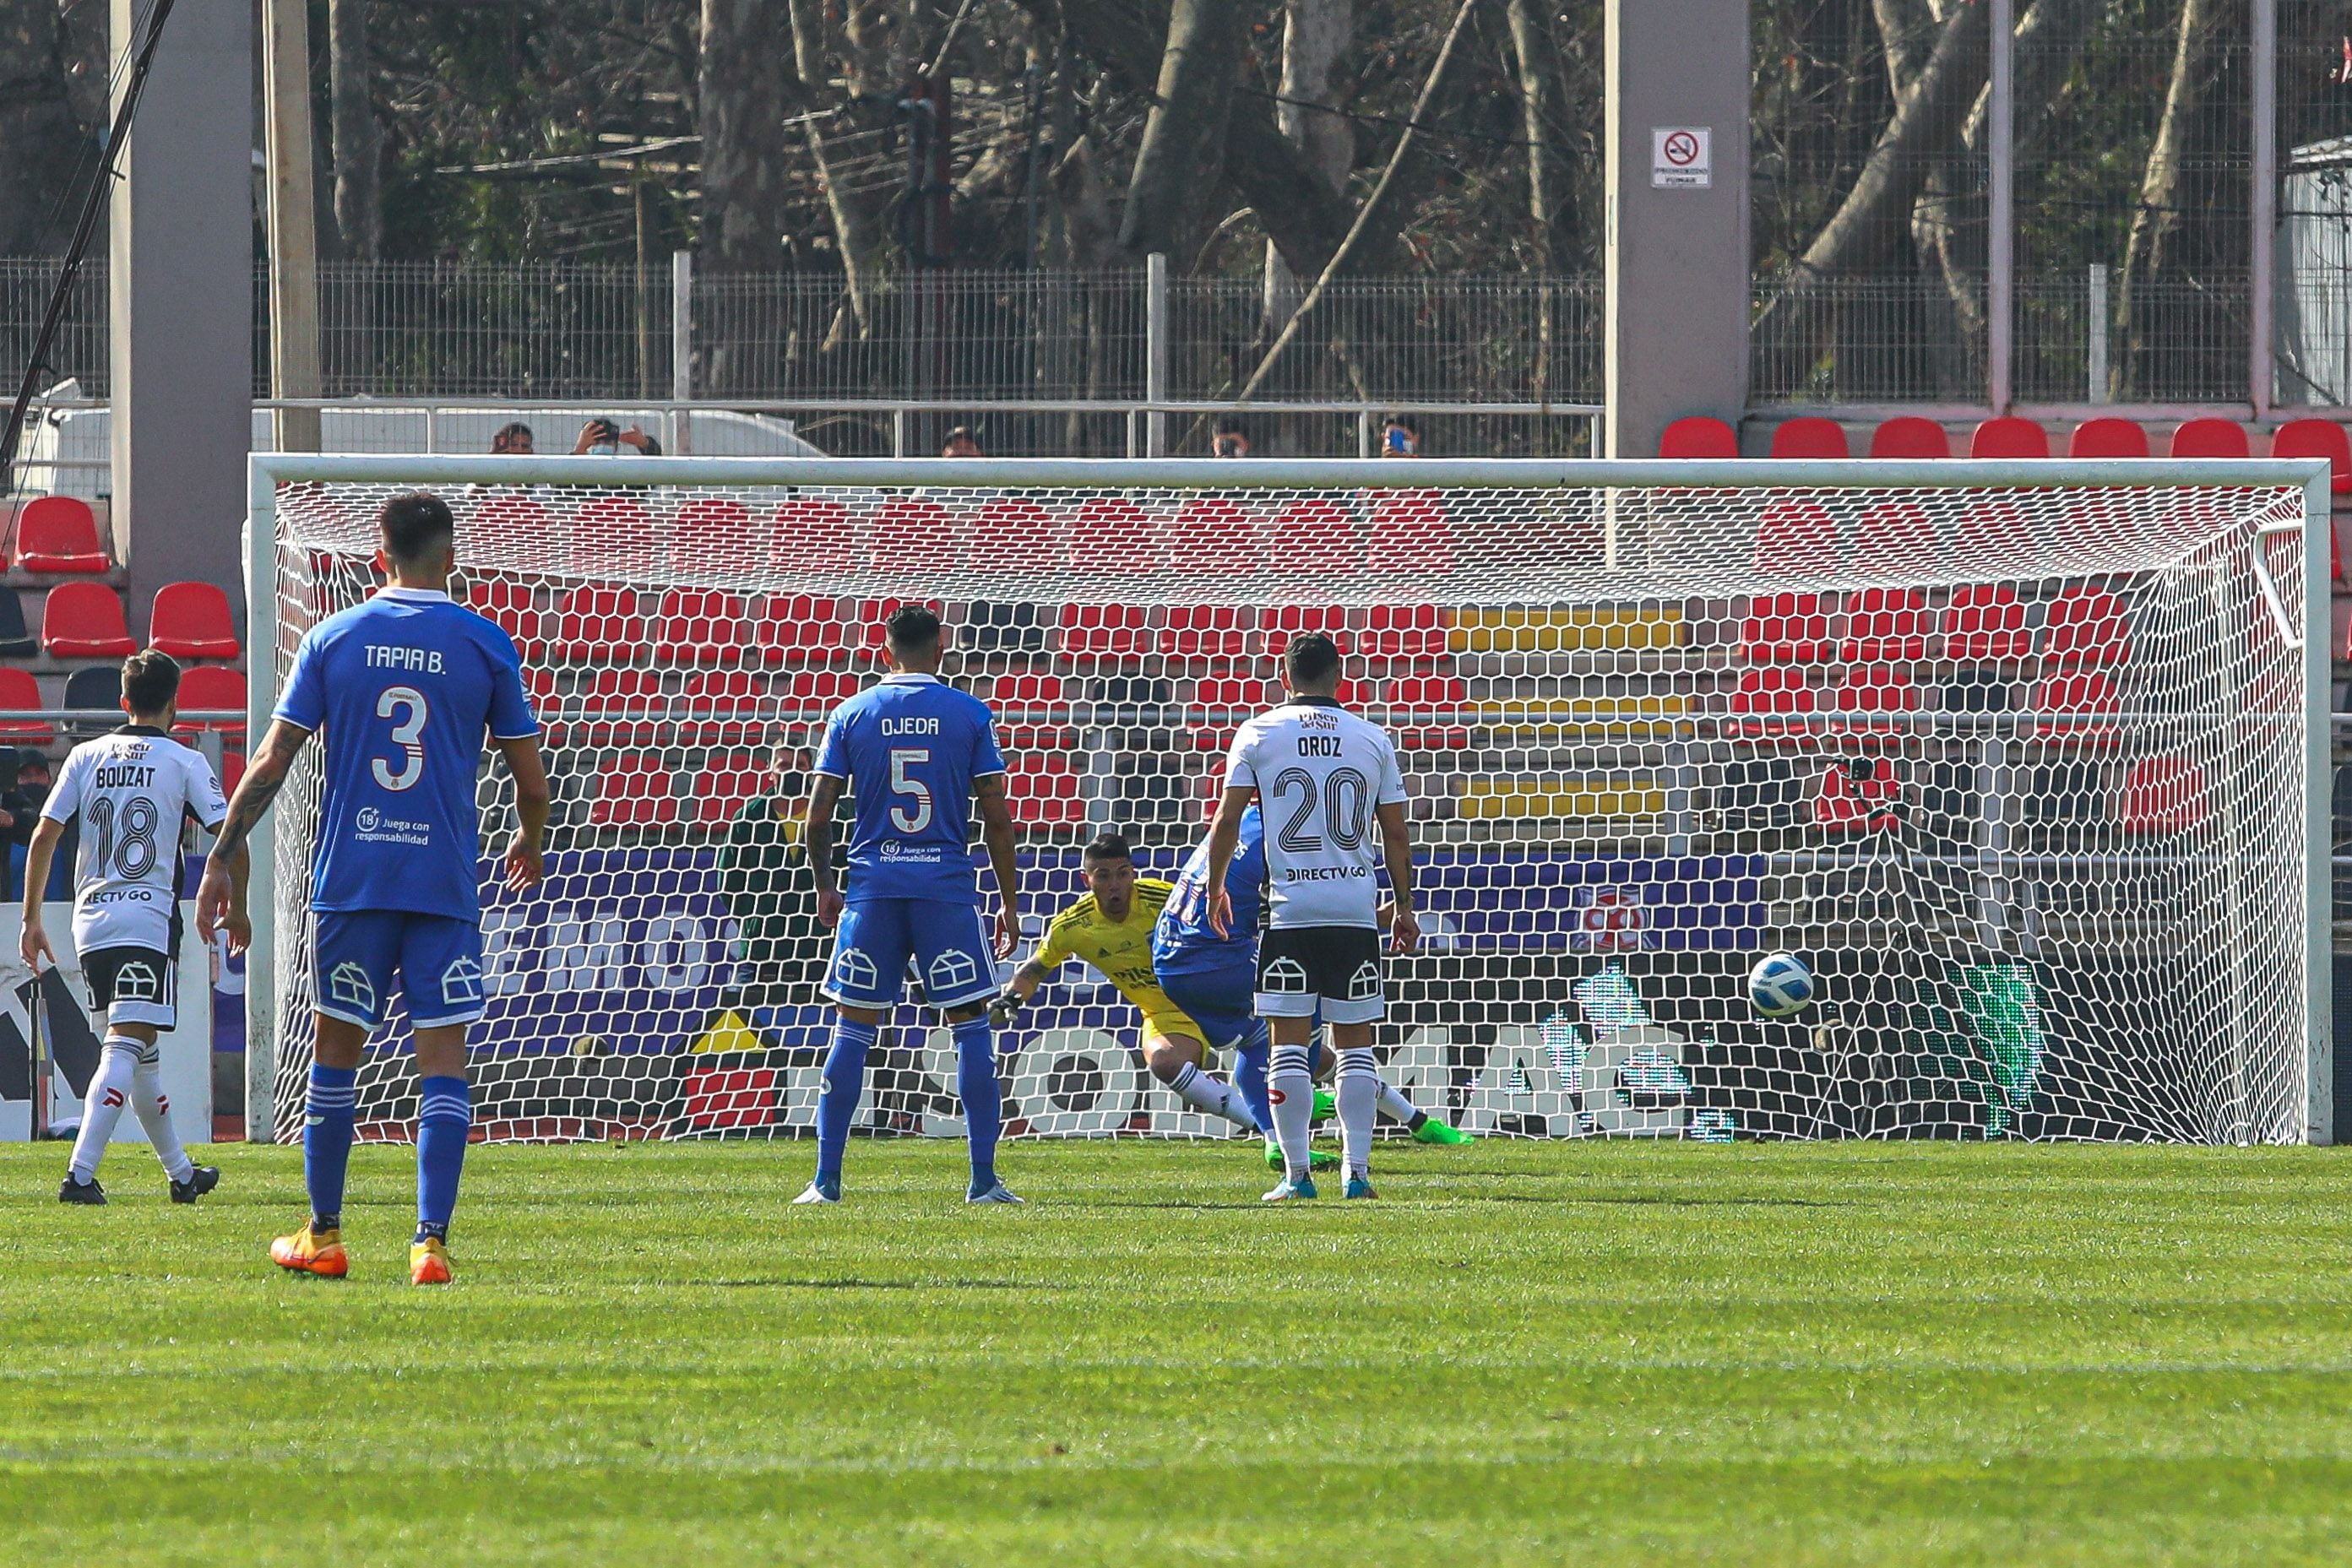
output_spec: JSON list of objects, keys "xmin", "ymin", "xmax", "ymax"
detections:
[{"xmin": 1747, "ymin": 953, "xmax": 1816, "ymax": 1018}]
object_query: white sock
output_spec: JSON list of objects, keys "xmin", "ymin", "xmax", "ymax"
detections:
[
  {"xmin": 131, "ymin": 1055, "xmax": 194, "ymax": 1185},
  {"xmin": 1377, "ymin": 1079, "xmax": 1424, "ymax": 1127},
  {"xmin": 1166, "ymin": 1061, "xmax": 1260, "ymax": 1131},
  {"xmin": 1337, "ymin": 1048, "xmax": 1380, "ymax": 1180},
  {"xmin": 1268, "ymin": 1044, "xmax": 1316, "ymax": 1180},
  {"xmin": 67, "ymin": 1041, "xmax": 139, "ymax": 1184}
]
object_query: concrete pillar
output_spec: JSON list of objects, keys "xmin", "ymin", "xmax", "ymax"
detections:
[
  {"xmin": 1604, "ymin": 0, "xmax": 1750, "ymax": 458},
  {"xmin": 110, "ymin": 0, "xmax": 253, "ymax": 633}
]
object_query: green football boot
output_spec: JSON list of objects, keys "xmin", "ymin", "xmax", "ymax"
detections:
[
  {"xmin": 1263, "ymin": 1140, "xmax": 1339, "ymax": 1172},
  {"xmin": 1411, "ymin": 1115, "xmax": 1475, "ymax": 1146}
]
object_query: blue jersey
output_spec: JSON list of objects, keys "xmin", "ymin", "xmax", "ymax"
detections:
[
  {"xmin": 275, "ymin": 586, "xmax": 539, "ymax": 921},
  {"xmin": 1153, "ymin": 805, "xmax": 1268, "ymax": 975},
  {"xmin": 812, "ymin": 672, "xmax": 1005, "ymax": 904}
]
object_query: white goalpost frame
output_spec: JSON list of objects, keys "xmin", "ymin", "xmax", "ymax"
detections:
[{"xmin": 240, "ymin": 453, "xmax": 2338, "ymax": 1147}]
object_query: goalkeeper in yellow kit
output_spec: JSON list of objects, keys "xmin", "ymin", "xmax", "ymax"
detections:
[{"xmin": 989, "ymin": 831, "xmax": 1334, "ymax": 1164}]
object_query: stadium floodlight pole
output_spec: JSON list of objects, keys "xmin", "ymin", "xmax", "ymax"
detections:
[{"xmin": 0, "ymin": 0, "xmax": 182, "ymax": 495}]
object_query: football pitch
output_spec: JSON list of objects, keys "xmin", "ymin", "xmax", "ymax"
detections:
[{"xmin": 1, "ymin": 1139, "xmax": 2346, "ymax": 1565}]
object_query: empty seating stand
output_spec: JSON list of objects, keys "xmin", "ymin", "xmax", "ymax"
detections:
[
  {"xmin": 12, "ymin": 496, "xmax": 110, "ymax": 574},
  {"xmin": 1656, "ymin": 416, "xmax": 1738, "ymax": 458},
  {"xmin": 149, "ymin": 582, "xmax": 241, "ymax": 660},
  {"xmin": 41, "ymin": 582, "xmax": 135, "ymax": 659}
]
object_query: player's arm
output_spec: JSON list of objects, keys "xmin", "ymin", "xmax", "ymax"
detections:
[
  {"xmin": 494, "ymin": 732, "xmax": 551, "ymax": 893},
  {"xmin": 1203, "ymin": 786, "xmax": 1253, "ymax": 938},
  {"xmin": 1377, "ymin": 798, "xmax": 1419, "ymax": 955},
  {"xmin": 805, "ymin": 770, "xmax": 848, "ymax": 927},
  {"xmin": 196, "ymin": 718, "xmax": 310, "ymax": 943},
  {"xmin": 17, "ymin": 816, "xmax": 64, "ymax": 971},
  {"xmin": 986, "ymin": 921, "xmax": 1070, "ymax": 1026},
  {"xmin": 973, "ymin": 771, "xmax": 1020, "ymax": 960}
]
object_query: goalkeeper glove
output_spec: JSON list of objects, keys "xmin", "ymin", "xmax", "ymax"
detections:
[{"xmin": 985, "ymin": 987, "xmax": 1025, "ymax": 1028}]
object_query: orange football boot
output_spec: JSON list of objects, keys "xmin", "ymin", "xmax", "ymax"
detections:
[
  {"xmin": 410, "ymin": 1237, "xmax": 452, "ymax": 1286},
  {"xmin": 270, "ymin": 1223, "xmax": 349, "ymax": 1278}
]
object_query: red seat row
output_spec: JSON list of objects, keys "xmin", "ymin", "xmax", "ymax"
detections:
[
  {"xmin": 30, "ymin": 579, "xmax": 241, "ymax": 662},
  {"xmin": 1730, "ymin": 663, "xmax": 2125, "ymax": 750},
  {"xmin": 587, "ymin": 746, "xmax": 1083, "ymax": 830},
  {"xmin": 0, "ymin": 663, "xmax": 244, "ymax": 746},
  {"xmin": 1739, "ymin": 583, "xmax": 2127, "ymax": 667},
  {"xmin": 3, "ymin": 496, "xmax": 111, "ymax": 574},
  {"xmin": 1061, "ymin": 602, "xmax": 1446, "ymax": 663},
  {"xmin": 1810, "ymin": 756, "xmax": 2204, "ymax": 836},
  {"xmin": 1660, "ymin": 415, "xmax": 2352, "ymax": 491}
]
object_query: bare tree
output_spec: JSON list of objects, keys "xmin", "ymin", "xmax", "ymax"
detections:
[
  {"xmin": 1119, "ymin": 0, "xmax": 1245, "ymax": 261},
  {"xmin": 0, "ymin": 0, "xmax": 85, "ymax": 258},
  {"xmin": 2115, "ymin": 0, "xmax": 2216, "ymax": 397},
  {"xmin": 1264, "ymin": 0, "xmax": 1355, "ymax": 317},
  {"xmin": 700, "ymin": 0, "xmax": 792, "ymax": 274},
  {"xmin": 329, "ymin": 0, "xmax": 381, "ymax": 260}
]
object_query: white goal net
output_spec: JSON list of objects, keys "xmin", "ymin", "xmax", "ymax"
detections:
[{"xmin": 247, "ymin": 456, "xmax": 2333, "ymax": 1145}]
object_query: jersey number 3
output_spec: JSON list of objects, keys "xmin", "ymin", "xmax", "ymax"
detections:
[{"xmin": 372, "ymin": 686, "xmax": 429, "ymax": 792}]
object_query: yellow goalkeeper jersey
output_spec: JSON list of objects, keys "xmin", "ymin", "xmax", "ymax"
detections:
[{"xmin": 1035, "ymin": 879, "xmax": 1201, "ymax": 1043}]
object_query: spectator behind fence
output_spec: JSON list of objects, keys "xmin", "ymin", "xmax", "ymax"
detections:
[
  {"xmin": 942, "ymin": 426, "xmax": 986, "ymax": 458},
  {"xmin": 3, "ymin": 751, "xmax": 68, "ymax": 901},
  {"xmin": 491, "ymin": 422, "xmax": 535, "ymax": 455},
  {"xmin": 1212, "ymin": 415, "xmax": 1251, "ymax": 458},
  {"xmin": 1381, "ymin": 413, "xmax": 1420, "ymax": 458},
  {"xmin": 573, "ymin": 418, "xmax": 662, "ymax": 456}
]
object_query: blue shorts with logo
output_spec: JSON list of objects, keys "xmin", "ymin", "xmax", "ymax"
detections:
[
  {"xmin": 314, "ymin": 910, "xmax": 486, "ymax": 1031},
  {"xmin": 1154, "ymin": 958, "xmax": 1268, "ymax": 1055},
  {"xmin": 823, "ymin": 898, "xmax": 997, "ymax": 1011}
]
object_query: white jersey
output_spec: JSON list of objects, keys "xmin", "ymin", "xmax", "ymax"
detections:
[
  {"xmin": 41, "ymin": 727, "xmax": 227, "ymax": 957},
  {"xmin": 1223, "ymin": 697, "xmax": 1408, "ymax": 930}
]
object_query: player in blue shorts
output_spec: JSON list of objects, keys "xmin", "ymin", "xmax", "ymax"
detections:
[
  {"xmin": 796, "ymin": 605, "xmax": 1024, "ymax": 1205},
  {"xmin": 1153, "ymin": 803, "xmax": 1470, "ymax": 1166},
  {"xmin": 197, "ymin": 491, "xmax": 551, "ymax": 1285}
]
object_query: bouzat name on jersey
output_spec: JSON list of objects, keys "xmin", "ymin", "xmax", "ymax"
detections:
[
  {"xmin": 274, "ymin": 586, "xmax": 539, "ymax": 921},
  {"xmin": 1222, "ymin": 697, "xmax": 1408, "ymax": 930},
  {"xmin": 813, "ymin": 672, "xmax": 1005, "ymax": 904},
  {"xmin": 41, "ymin": 727, "xmax": 228, "ymax": 957}
]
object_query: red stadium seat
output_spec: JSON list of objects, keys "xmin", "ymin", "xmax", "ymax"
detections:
[
  {"xmin": 1970, "ymin": 417, "xmax": 2049, "ymax": 460},
  {"xmin": 1058, "ymin": 602, "xmax": 1152, "ymax": 661},
  {"xmin": 970, "ymin": 497, "xmax": 1061, "ymax": 573},
  {"xmin": 2270, "ymin": 419, "xmax": 2352, "ymax": 495},
  {"xmin": 1752, "ymin": 499, "xmax": 1837, "ymax": 572},
  {"xmin": 553, "ymin": 585, "xmax": 647, "ymax": 663},
  {"xmin": 1737, "ymin": 593, "xmax": 1831, "ymax": 664},
  {"xmin": 1832, "ymin": 664, "xmax": 1917, "ymax": 742},
  {"xmin": 1813, "ymin": 760, "xmax": 1899, "ymax": 834},
  {"xmin": 1851, "ymin": 501, "xmax": 1941, "ymax": 580},
  {"xmin": 171, "ymin": 666, "xmax": 247, "ymax": 739},
  {"xmin": 2168, "ymin": 418, "xmax": 2250, "ymax": 459},
  {"xmin": 1163, "ymin": 605, "xmax": 1251, "ymax": 661},
  {"xmin": 986, "ymin": 670, "xmax": 1067, "ymax": 719},
  {"xmin": 2031, "ymin": 668, "xmax": 2122, "ymax": 748},
  {"xmin": 1838, "ymin": 587, "xmax": 1929, "ymax": 662},
  {"xmin": 2067, "ymin": 417, "xmax": 2149, "ymax": 459},
  {"xmin": 770, "ymin": 496, "xmax": 857, "ymax": 574},
  {"xmin": 570, "ymin": 495, "xmax": 660, "ymax": 578},
  {"xmin": 653, "ymin": 589, "xmax": 752, "ymax": 666},
  {"xmin": 1067, "ymin": 496, "xmax": 1160, "ymax": 572},
  {"xmin": 756, "ymin": 594, "xmax": 852, "ymax": 666},
  {"xmin": 1367, "ymin": 491, "xmax": 1455, "ymax": 574},
  {"xmin": 1171, "ymin": 496, "xmax": 1264, "ymax": 572},
  {"xmin": 1192, "ymin": 675, "xmax": 1280, "ymax": 712},
  {"xmin": 563, "ymin": 669, "xmax": 665, "ymax": 744},
  {"xmin": 470, "ymin": 577, "xmax": 548, "ymax": 661},
  {"xmin": 1258, "ymin": 604, "xmax": 1350, "ymax": 657},
  {"xmin": 148, "ymin": 581, "xmax": 240, "ymax": 660},
  {"xmin": 872, "ymin": 496, "xmax": 961, "ymax": 577},
  {"xmin": 469, "ymin": 491, "xmax": 555, "ymax": 540},
  {"xmin": 1769, "ymin": 417, "xmax": 1849, "ymax": 459},
  {"xmin": 41, "ymin": 582, "xmax": 136, "ymax": 658},
  {"xmin": 1942, "ymin": 583, "xmax": 2031, "ymax": 664},
  {"xmin": 589, "ymin": 754, "xmax": 682, "ymax": 828},
  {"xmin": 674, "ymin": 497, "xmax": 757, "ymax": 574},
  {"xmin": 680, "ymin": 669, "xmax": 769, "ymax": 715},
  {"xmin": 2043, "ymin": 585, "xmax": 2131, "ymax": 667},
  {"xmin": 0, "ymin": 669, "xmax": 53, "ymax": 743},
  {"xmin": 13, "ymin": 496, "xmax": 109, "ymax": 573},
  {"xmin": 1726, "ymin": 666, "xmax": 1817, "ymax": 744},
  {"xmin": 1270, "ymin": 497, "xmax": 1365, "ymax": 576},
  {"xmin": 693, "ymin": 753, "xmax": 770, "ymax": 826},
  {"xmin": 1387, "ymin": 672, "xmax": 1469, "ymax": 710},
  {"xmin": 1868, "ymin": 417, "xmax": 1952, "ymax": 459},
  {"xmin": 1006, "ymin": 751, "xmax": 1084, "ymax": 827},
  {"xmin": 779, "ymin": 668, "xmax": 864, "ymax": 713},
  {"xmin": 2120, "ymin": 757, "xmax": 2211, "ymax": 836},
  {"xmin": 1362, "ymin": 602, "xmax": 1447, "ymax": 661},
  {"xmin": 1954, "ymin": 496, "xmax": 2031, "ymax": 563},
  {"xmin": 850, "ymin": 597, "xmax": 943, "ymax": 657},
  {"xmin": 1657, "ymin": 415, "xmax": 1738, "ymax": 458},
  {"xmin": 221, "ymin": 749, "xmax": 246, "ymax": 796}
]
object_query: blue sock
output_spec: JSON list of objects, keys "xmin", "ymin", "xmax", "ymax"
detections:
[
  {"xmin": 1234, "ymin": 1042, "xmax": 1274, "ymax": 1137},
  {"xmin": 815, "ymin": 1017, "xmax": 878, "ymax": 1187},
  {"xmin": 415, "ymin": 1076, "xmax": 470, "ymax": 1243},
  {"xmin": 953, "ymin": 1017, "xmax": 1002, "ymax": 1194},
  {"xmin": 303, "ymin": 1063, "xmax": 358, "ymax": 1228}
]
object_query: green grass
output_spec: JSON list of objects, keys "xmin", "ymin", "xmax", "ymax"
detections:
[{"xmin": 1, "ymin": 1139, "xmax": 2348, "ymax": 1565}]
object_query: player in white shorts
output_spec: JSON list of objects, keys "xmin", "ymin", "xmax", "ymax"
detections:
[
  {"xmin": 1204, "ymin": 631, "xmax": 1419, "ymax": 1201},
  {"xmin": 20, "ymin": 651, "xmax": 232, "ymax": 1205}
]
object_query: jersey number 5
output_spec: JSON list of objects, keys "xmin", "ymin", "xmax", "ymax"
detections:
[
  {"xmin": 372, "ymin": 686, "xmax": 429, "ymax": 792},
  {"xmin": 888, "ymin": 746, "xmax": 933, "ymax": 833}
]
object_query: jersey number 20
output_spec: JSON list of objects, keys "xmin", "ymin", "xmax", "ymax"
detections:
[{"xmin": 372, "ymin": 686, "xmax": 429, "ymax": 792}]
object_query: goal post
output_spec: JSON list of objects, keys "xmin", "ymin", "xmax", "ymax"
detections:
[{"xmin": 242, "ymin": 453, "xmax": 2336, "ymax": 1146}]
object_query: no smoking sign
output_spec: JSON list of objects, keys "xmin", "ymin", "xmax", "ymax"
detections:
[{"xmin": 1650, "ymin": 127, "xmax": 1711, "ymax": 189}]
